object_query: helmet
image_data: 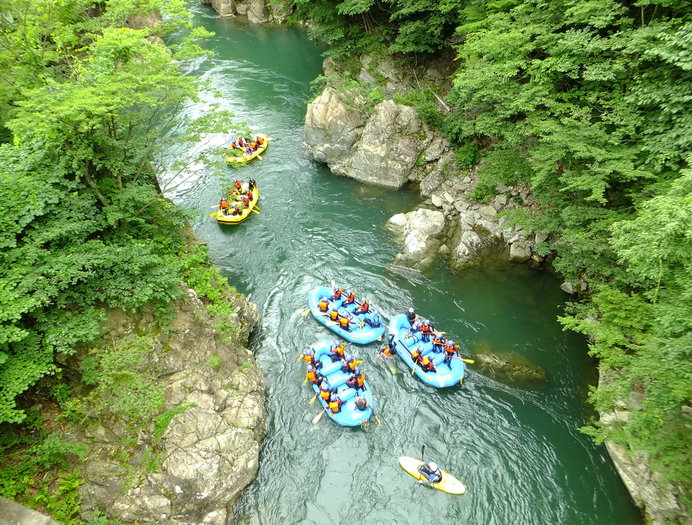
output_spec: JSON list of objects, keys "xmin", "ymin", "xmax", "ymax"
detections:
[
  {"xmin": 448, "ymin": 340, "xmax": 455, "ymax": 346},
  {"xmin": 424, "ymin": 320, "xmax": 430, "ymax": 326},
  {"xmin": 305, "ymin": 348, "xmax": 314, "ymax": 355},
  {"xmin": 428, "ymin": 461, "xmax": 439, "ymax": 471},
  {"xmin": 408, "ymin": 308, "xmax": 414, "ymax": 313}
]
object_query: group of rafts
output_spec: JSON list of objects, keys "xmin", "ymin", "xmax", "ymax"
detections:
[
  {"xmin": 301, "ymin": 284, "xmax": 468, "ymax": 493},
  {"xmin": 213, "ymin": 133, "xmax": 270, "ymax": 225}
]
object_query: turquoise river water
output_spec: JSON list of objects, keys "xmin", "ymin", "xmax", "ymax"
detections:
[{"xmin": 161, "ymin": 6, "xmax": 643, "ymax": 524}]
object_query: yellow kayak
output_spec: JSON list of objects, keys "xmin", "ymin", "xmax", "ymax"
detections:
[
  {"xmin": 225, "ymin": 134, "xmax": 270, "ymax": 165},
  {"xmin": 398, "ymin": 456, "xmax": 466, "ymax": 495},
  {"xmin": 216, "ymin": 184, "xmax": 259, "ymax": 225}
]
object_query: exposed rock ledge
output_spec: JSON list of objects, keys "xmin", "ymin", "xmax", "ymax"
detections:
[
  {"xmin": 200, "ymin": 0, "xmax": 289, "ymax": 24},
  {"xmin": 73, "ymin": 287, "xmax": 265, "ymax": 524},
  {"xmin": 304, "ymin": 57, "xmax": 547, "ymax": 271}
]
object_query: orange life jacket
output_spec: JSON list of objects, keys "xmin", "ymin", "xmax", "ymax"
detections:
[
  {"xmin": 344, "ymin": 292, "xmax": 355, "ymax": 304},
  {"xmin": 359, "ymin": 301, "xmax": 370, "ymax": 313},
  {"xmin": 339, "ymin": 316, "xmax": 350, "ymax": 328},
  {"xmin": 234, "ymin": 180, "xmax": 242, "ymax": 189},
  {"xmin": 306, "ymin": 369, "xmax": 317, "ymax": 383},
  {"xmin": 421, "ymin": 324, "xmax": 433, "ymax": 334},
  {"xmin": 444, "ymin": 343, "xmax": 457, "ymax": 356},
  {"xmin": 220, "ymin": 199, "xmax": 228, "ymax": 209},
  {"xmin": 318, "ymin": 300, "xmax": 329, "ymax": 312},
  {"xmin": 332, "ymin": 343, "xmax": 345, "ymax": 357},
  {"xmin": 346, "ymin": 360, "xmax": 357, "ymax": 372},
  {"xmin": 328, "ymin": 399, "xmax": 341, "ymax": 413},
  {"xmin": 383, "ymin": 346, "xmax": 395, "ymax": 357},
  {"xmin": 332, "ymin": 288, "xmax": 342, "ymax": 300},
  {"xmin": 329, "ymin": 310, "xmax": 339, "ymax": 321},
  {"xmin": 356, "ymin": 374, "xmax": 365, "ymax": 387},
  {"xmin": 412, "ymin": 349, "xmax": 421, "ymax": 362},
  {"xmin": 320, "ymin": 389, "xmax": 331, "ymax": 400},
  {"xmin": 302, "ymin": 353, "xmax": 313, "ymax": 363}
]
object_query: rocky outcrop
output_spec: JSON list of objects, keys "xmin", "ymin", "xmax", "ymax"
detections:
[
  {"xmin": 387, "ymin": 208, "xmax": 446, "ymax": 269},
  {"xmin": 200, "ymin": 0, "xmax": 289, "ymax": 23},
  {"xmin": 77, "ymin": 288, "xmax": 265, "ymax": 524},
  {"xmin": 599, "ymin": 370, "xmax": 687, "ymax": 524},
  {"xmin": 472, "ymin": 351, "xmax": 547, "ymax": 386}
]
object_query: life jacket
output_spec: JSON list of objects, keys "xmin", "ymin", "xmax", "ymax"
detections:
[
  {"xmin": 422, "ymin": 357, "xmax": 435, "ymax": 372},
  {"xmin": 242, "ymin": 197, "xmax": 250, "ymax": 206},
  {"xmin": 359, "ymin": 301, "xmax": 370, "ymax": 313},
  {"xmin": 332, "ymin": 288, "xmax": 342, "ymax": 300},
  {"xmin": 344, "ymin": 292, "xmax": 355, "ymax": 304},
  {"xmin": 320, "ymin": 389, "xmax": 331, "ymax": 401},
  {"xmin": 231, "ymin": 142, "xmax": 238, "ymax": 149},
  {"xmin": 421, "ymin": 324, "xmax": 433, "ymax": 334},
  {"xmin": 250, "ymin": 141, "xmax": 257, "ymax": 149},
  {"xmin": 382, "ymin": 345, "xmax": 395, "ymax": 357},
  {"xmin": 345, "ymin": 359, "xmax": 357, "ymax": 372},
  {"xmin": 302, "ymin": 352, "xmax": 314, "ymax": 364},
  {"xmin": 411, "ymin": 348, "xmax": 421, "ymax": 362},
  {"xmin": 444, "ymin": 343, "xmax": 457, "ymax": 356},
  {"xmin": 238, "ymin": 138, "xmax": 245, "ymax": 146},
  {"xmin": 329, "ymin": 310, "xmax": 339, "ymax": 321},
  {"xmin": 306, "ymin": 369, "xmax": 317, "ymax": 383},
  {"xmin": 332, "ymin": 343, "xmax": 345, "ymax": 358},
  {"xmin": 328, "ymin": 399, "xmax": 341, "ymax": 413},
  {"xmin": 338, "ymin": 316, "xmax": 350, "ymax": 328},
  {"xmin": 219, "ymin": 199, "xmax": 228, "ymax": 209},
  {"xmin": 234, "ymin": 180, "xmax": 242, "ymax": 190},
  {"xmin": 318, "ymin": 300, "xmax": 329, "ymax": 312},
  {"xmin": 256, "ymin": 136, "xmax": 264, "ymax": 145},
  {"xmin": 356, "ymin": 374, "xmax": 365, "ymax": 387},
  {"xmin": 433, "ymin": 337, "xmax": 445, "ymax": 346}
]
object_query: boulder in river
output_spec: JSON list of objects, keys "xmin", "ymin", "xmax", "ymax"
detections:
[
  {"xmin": 387, "ymin": 207, "xmax": 446, "ymax": 269},
  {"xmin": 471, "ymin": 346, "xmax": 548, "ymax": 387}
]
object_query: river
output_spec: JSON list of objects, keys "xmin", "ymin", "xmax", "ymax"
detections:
[{"xmin": 161, "ymin": 6, "xmax": 643, "ymax": 524}]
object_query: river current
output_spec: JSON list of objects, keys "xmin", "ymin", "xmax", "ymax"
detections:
[{"xmin": 161, "ymin": 6, "xmax": 642, "ymax": 524}]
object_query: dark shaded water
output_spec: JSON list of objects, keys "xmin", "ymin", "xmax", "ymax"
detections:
[{"xmin": 162, "ymin": 7, "xmax": 642, "ymax": 524}]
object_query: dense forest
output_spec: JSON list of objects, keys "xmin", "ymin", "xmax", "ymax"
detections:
[
  {"xmin": 0, "ymin": 0, "xmax": 243, "ymax": 519},
  {"xmin": 287, "ymin": 0, "xmax": 691, "ymax": 492}
]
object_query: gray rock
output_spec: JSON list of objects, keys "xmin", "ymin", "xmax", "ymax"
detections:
[
  {"xmin": 387, "ymin": 207, "xmax": 445, "ymax": 269},
  {"xmin": 474, "ymin": 351, "xmax": 548, "ymax": 385},
  {"xmin": 560, "ymin": 281, "xmax": 575, "ymax": 294},
  {"xmin": 509, "ymin": 240, "xmax": 532, "ymax": 263},
  {"xmin": 431, "ymin": 194, "xmax": 443, "ymax": 208}
]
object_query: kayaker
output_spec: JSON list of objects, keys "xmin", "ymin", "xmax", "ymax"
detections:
[
  {"xmin": 421, "ymin": 355, "xmax": 437, "ymax": 373},
  {"xmin": 354, "ymin": 395, "xmax": 370, "ymax": 411},
  {"xmin": 317, "ymin": 297, "xmax": 330, "ymax": 312},
  {"xmin": 420, "ymin": 320, "xmax": 434, "ymax": 343},
  {"xmin": 355, "ymin": 298, "xmax": 370, "ymax": 315},
  {"xmin": 443, "ymin": 340, "xmax": 459, "ymax": 366},
  {"xmin": 406, "ymin": 307, "xmax": 417, "ymax": 325},
  {"xmin": 329, "ymin": 342, "xmax": 346, "ymax": 362},
  {"xmin": 432, "ymin": 334, "xmax": 446, "ymax": 353},
  {"xmin": 331, "ymin": 287, "xmax": 342, "ymax": 301},
  {"xmin": 418, "ymin": 461, "xmax": 443, "ymax": 485},
  {"xmin": 328, "ymin": 395, "xmax": 343, "ymax": 414}
]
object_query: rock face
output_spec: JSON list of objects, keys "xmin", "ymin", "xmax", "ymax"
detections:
[
  {"xmin": 200, "ymin": 0, "xmax": 288, "ymax": 23},
  {"xmin": 78, "ymin": 288, "xmax": 265, "ymax": 524},
  {"xmin": 387, "ymin": 208, "xmax": 445, "ymax": 269},
  {"xmin": 473, "ymin": 351, "xmax": 547, "ymax": 386},
  {"xmin": 305, "ymin": 93, "xmax": 434, "ymax": 188},
  {"xmin": 598, "ymin": 370, "xmax": 687, "ymax": 525}
]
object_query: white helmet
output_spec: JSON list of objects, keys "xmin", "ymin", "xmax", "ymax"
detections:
[
  {"xmin": 428, "ymin": 461, "xmax": 439, "ymax": 471},
  {"xmin": 408, "ymin": 308, "xmax": 414, "ymax": 313}
]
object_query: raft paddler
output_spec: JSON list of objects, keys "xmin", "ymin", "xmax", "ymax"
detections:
[
  {"xmin": 301, "ymin": 348, "xmax": 321, "ymax": 368},
  {"xmin": 319, "ymin": 381, "xmax": 335, "ymax": 402},
  {"xmin": 337, "ymin": 311, "xmax": 354, "ymax": 332},
  {"xmin": 328, "ymin": 308, "xmax": 339, "ymax": 322},
  {"xmin": 346, "ymin": 369, "xmax": 366, "ymax": 392},
  {"xmin": 354, "ymin": 395, "xmax": 370, "ymax": 411},
  {"xmin": 421, "ymin": 355, "xmax": 437, "ymax": 373},
  {"xmin": 378, "ymin": 334, "xmax": 397, "ymax": 357},
  {"xmin": 329, "ymin": 342, "xmax": 346, "ymax": 362},
  {"xmin": 233, "ymin": 179, "xmax": 242, "ymax": 191},
  {"xmin": 341, "ymin": 357, "xmax": 361, "ymax": 374},
  {"xmin": 432, "ymin": 334, "xmax": 446, "ymax": 353},
  {"xmin": 443, "ymin": 340, "xmax": 460, "ymax": 366},
  {"xmin": 406, "ymin": 307, "xmax": 417, "ymax": 325},
  {"xmin": 317, "ymin": 296, "xmax": 330, "ymax": 313},
  {"xmin": 411, "ymin": 346, "xmax": 423, "ymax": 365},
  {"xmin": 342, "ymin": 290, "xmax": 356, "ymax": 306},
  {"xmin": 328, "ymin": 394, "xmax": 343, "ymax": 414},
  {"xmin": 420, "ymin": 320, "xmax": 434, "ymax": 343},
  {"xmin": 354, "ymin": 298, "xmax": 370, "ymax": 315},
  {"xmin": 305, "ymin": 365, "xmax": 324, "ymax": 385},
  {"xmin": 331, "ymin": 287, "xmax": 343, "ymax": 301}
]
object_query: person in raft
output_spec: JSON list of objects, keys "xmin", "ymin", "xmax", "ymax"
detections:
[
  {"xmin": 305, "ymin": 363, "xmax": 324, "ymax": 386},
  {"xmin": 219, "ymin": 198, "xmax": 229, "ymax": 215},
  {"xmin": 328, "ymin": 394, "xmax": 343, "ymax": 414},
  {"xmin": 354, "ymin": 394, "xmax": 370, "ymax": 411},
  {"xmin": 337, "ymin": 311, "xmax": 355, "ymax": 332},
  {"xmin": 341, "ymin": 356, "xmax": 359, "ymax": 374},
  {"xmin": 301, "ymin": 348, "xmax": 321, "ymax": 368},
  {"xmin": 346, "ymin": 369, "xmax": 366, "ymax": 392},
  {"xmin": 420, "ymin": 355, "xmax": 437, "ymax": 373},
  {"xmin": 406, "ymin": 307, "xmax": 417, "ymax": 325},
  {"xmin": 329, "ymin": 342, "xmax": 346, "ymax": 362},
  {"xmin": 327, "ymin": 308, "xmax": 339, "ymax": 323},
  {"xmin": 342, "ymin": 290, "xmax": 356, "ymax": 306},
  {"xmin": 411, "ymin": 346, "xmax": 424, "ymax": 366},
  {"xmin": 319, "ymin": 380, "xmax": 336, "ymax": 403},
  {"xmin": 331, "ymin": 287, "xmax": 342, "ymax": 301},
  {"xmin": 443, "ymin": 340, "xmax": 460, "ymax": 366},
  {"xmin": 419, "ymin": 320, "xmax": 434, "ymax": 343},
  {"xmin": 354, "ymin": 298, "xmax": 370, "ymax": 315},
  {"xmin": 432, "ymin": 333, "xmax": 446, "ymax": 354},
  {"xmin": 418, "ymin": 461, "xmax": 443, "ymax": 485},
  {"xmin": 317, "ymin": 296, "xmax": 330, "ymax": 313}
]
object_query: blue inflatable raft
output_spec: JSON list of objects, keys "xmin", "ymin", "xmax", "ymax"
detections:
[
  {"xmin": 307, "ymin": 286, "xmax": 386, "ymax": 344},
  {"xmin": 388, "ymin": 314, "xmax": 465, "ymax": 388},
  {"xmin": 305, "ymin": 340, "xmax": 374, "ymax": 427}
]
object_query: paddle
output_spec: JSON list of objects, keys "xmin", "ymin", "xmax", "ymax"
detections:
[
  {"xmin": 312, "ymin": 408, "xmax": 326, "ymax": 424},
  {"xmin": 254, "ymin": 205, "xmax": 261, "ymax": 212},
  {"xmin": 309, "ymin": 393, "xmax": 317, "ymax": 404},
  {"xmin": 300, "ymin": 308, "xmax": 312, "ymax": 316},
  {"xmin": 251, "ymin": 208, "xmax": 260, "ymax": 215},
  {"xmin": 210, "ymin": 212, "xmax": 218, "ymax": 218}
]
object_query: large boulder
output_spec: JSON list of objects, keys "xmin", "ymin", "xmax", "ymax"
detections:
[
  {"xmin": 304, "ymin": 88, "xmax": 366, "ymax": 165},
  {"xmin": 387, "ymin": 207, "xmax": 446, "ymax": 269},
  {"xmin": 473, "ymin": 350, "xmax": 547, "ymax": 386},
  {"xmin": 77, "ymin": 289, "xmax": 265, "ymax": 524},
  {"xmin": 200, "ymin": 0, "xmax": 288, "ymax": 23}
]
